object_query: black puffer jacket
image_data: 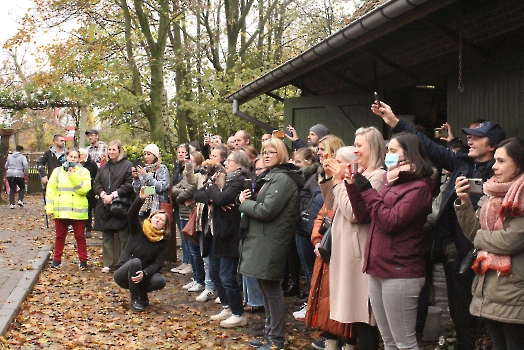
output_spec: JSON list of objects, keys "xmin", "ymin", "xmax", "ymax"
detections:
[
  {"xmin": 93, "ymin": 156, "xmax": 134, "ymax": 231},
  {"xmin": 114, "ymin": 197, "xmax": 167, "ymax": 278}
]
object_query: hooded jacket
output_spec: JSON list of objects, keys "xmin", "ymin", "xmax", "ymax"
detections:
[
  {"xmin": 5, "ymin": 152, "xmax": 29, "ymax": 178},
  {"xmin": 37, "ymin": 146, "xmax": 66, "ymax": 178},
  {"xmin": 238, "ymin": 163, "xmax": 304, "ymax": 281}
]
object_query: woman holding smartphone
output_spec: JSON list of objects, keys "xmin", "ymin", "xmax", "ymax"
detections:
[
  {"xmin": 454, "ymin": 137, "xmax": 524, "ymax": 350},
  {"xmin": 345, "ymin": 132, "xmax": 435, "ymax": 350},
  {"xmin": 46, "ymin": 148, "xmax": 92, "ymax": 270},
  {"xmin": 131, "ymin": 144, "xmax": 171, "ymax": 217}
]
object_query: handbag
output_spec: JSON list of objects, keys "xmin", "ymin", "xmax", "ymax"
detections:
[
  {"xmin": 181, "ymin": 206, "xmax": 200, "ymax": 245},
  {"xmin": 459, "ymin": 248, "xmax": 478, "ymax": 274},
  {"xmin": 317, "ymin": 226, "xmax": 332, "ymax": 264},
  {"xmin": 319, "ymin": 215, "xmax": 332, "ymax": 236},
  {"xmin": 159, "ymin": 186, "xmax": 173, "ymax": 222},
  {"xmin": 109, "ymin": 196, "xmax": 133, "ymax": 219}
]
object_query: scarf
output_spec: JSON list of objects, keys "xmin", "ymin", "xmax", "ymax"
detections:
[
  {"xmin": 142, "ymin": 219, "xmax": 164, "ymax": 242},
  {"xmin": 473, "ymin": 172, "xmax": 524, "ymax": 276},
  {"xmin": 140, "ymin": 162, "xmax": 161, "ymax": 213}
]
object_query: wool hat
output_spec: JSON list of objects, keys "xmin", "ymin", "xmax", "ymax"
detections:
[
  {"xmin": 144, "ymin": 144, "xmax": 160, "ymax": 159},
  {"xmin": 461, "ymin": 121, "xmax": 506, "ymax": 144},
  {"xmin": 310, "ymin": 124, "xmax": 330, "ymax": 139}
]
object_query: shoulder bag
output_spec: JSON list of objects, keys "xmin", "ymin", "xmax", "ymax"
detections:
[
  {"xmin": 181, "ymin": 206, "xmax": 200, "ymax": 246},
  {"xmin": 317, "ymin": 213, "xmax": 333, "ymax": 264},
  {"xmin": 108, "ymin": 171, "xmax": 132, "ymax": 219},
  {"xmin": 159, "ymin": 185, "xmax": 173, "ymax": 222}
]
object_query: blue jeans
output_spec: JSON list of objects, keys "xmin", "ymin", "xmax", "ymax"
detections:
[
  {"xmin": 295, "ymin": 231, "xmax": 316, "ymax": 292},
  {"xmin": 368, "ymin": 276, "xmax": 425, "ymax": 350},
  {"xmin": 176, "ymin": 214, "xmax": 190, "ymax": 264},
  {"xmin": 208, "ymin": 245, "xmax": 243, "ymax": 316},
  {"xmin": 243, "ymin": 275, "xmax": 264, "ymax": 307},
  {"xmin": 188, "ymin": 240, "xmax": 205, "ymax": 285},
  {"xmin": 203, "ymin": 257, "xmax": 215, "ymax": 290}
]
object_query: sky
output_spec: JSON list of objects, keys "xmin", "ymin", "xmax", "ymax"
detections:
[{"xmin": 0, "ymin": 0, "xmax": 33, "ymax": 48}]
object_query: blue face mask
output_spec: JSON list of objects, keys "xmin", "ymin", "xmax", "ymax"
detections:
[{"xmin": 384, "ymin": 153, "xmax": 399, "ymax": 169}]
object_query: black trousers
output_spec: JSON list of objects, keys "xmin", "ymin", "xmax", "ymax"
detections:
[
  {"xmin": 7, "ymin": 177, "xmax": 25, "ymax": 204},
  {"xmin": 113, "ymin": 258, "xmax": 166, "ymax": 295}
]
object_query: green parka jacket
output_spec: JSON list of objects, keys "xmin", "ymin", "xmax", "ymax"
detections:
[
  {"xmin": 238, "ymin": 163, "xmax": 304, "ymax": 281},
  {"xmin": 455, "ymin": 197, "xmax": 524, "ymax": 324}
]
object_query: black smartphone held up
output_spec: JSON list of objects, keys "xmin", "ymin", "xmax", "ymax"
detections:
[
  {"xmin": 374, "ymin": 92, "xmax": 381, "ymax": 107},
  {"xmin": 185, "ymin": 144, "xmax": 190, "ymax": 160},
  {"xmin": 244, "ymin": 179, "xmax": 254, "ymax": 195},
  {"xmin": 464, "ymin": 178, "xmax": 484, "ymax": 194},
  {"xmin": 285, "ymin": 128, "xmax": 293, "ymax": 137},
  {"xmin": 434, "ymin": 128, "xmax": 449, "ymax": 138}
]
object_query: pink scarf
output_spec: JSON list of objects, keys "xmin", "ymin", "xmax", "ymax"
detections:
[{"xmin": 473, "ymin": 173, "xmax": 524, "ymax": 276}]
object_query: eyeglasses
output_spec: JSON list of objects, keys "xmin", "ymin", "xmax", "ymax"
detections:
[{"xmin": 262, "ymin": 151, "xmax": 278, "ymax": 156}]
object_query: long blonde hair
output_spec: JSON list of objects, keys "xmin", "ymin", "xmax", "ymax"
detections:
[{"xmin": 355, "ymin": 126, "xmax": 386, "ymax": 170}]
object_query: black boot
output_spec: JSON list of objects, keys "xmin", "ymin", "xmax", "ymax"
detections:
[
  {"xmin": 138, "ymin": 286, "xmax": 149, "ymax": 307},
  {"xmin": 283, "ymin": 283, "xmax": 300, "ymax": 297},
  {"xmin": 130, "ymin": 292, "xmax": 145, "ymax": 312}
]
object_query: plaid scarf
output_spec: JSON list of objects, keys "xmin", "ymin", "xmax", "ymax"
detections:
[
  {"xmin": 140, "ymin": 162, "xmax": 160, "ymax": 213},
  {"xmin": 473, "ymin": 173, "xmax": 524, "ymax": 276}
]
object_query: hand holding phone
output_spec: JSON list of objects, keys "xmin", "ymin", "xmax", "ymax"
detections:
[
  {"xmin": 144, "ymin": 186, "xmax": 156, "ymax": 196},
  {"xmin": 244, "ymin": 179, "xmax": 254, "ymax": 195}
]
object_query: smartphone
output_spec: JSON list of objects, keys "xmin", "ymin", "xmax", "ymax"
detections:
[
  {"xmin": 244, "ymin": 179, "xmax": 254, "ymax": 195},
  {"xmin": 285, "ymin": 128, "xmax": 293, "ymax": 137},
  {"xmin": 273, "ymin": 130, "xmax": 285, "ymax": 138},
  {"xmin": 185, "ymin": 144, "xmax": 190, "ymax": 160},
  {"xmin": 144, "ymin": 186, "xmax": 156, "ymax": 196},
  {"xmin": 464, "ymin": 179, "xmax": 484, "ymax": 194},
  {"xmin": 348, "ymin": 162, "xmax": 358, "ymax": 176},
  {"xmin": 434, "ymin": 128, "xmax": 449, "ymax": 138},
  {"xmin": 374, "ymin": 92, "xmax": 381, "ymax": 107},
  {"xmin": 133, "ymin": 159, "xmax": 144, "ymax": 167}
]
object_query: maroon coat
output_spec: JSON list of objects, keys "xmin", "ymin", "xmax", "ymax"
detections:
[{"xmin": 346, "ymin": 172, "xmax": 433, "ymax": 278}]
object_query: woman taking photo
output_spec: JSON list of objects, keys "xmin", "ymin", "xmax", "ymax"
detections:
[
  {"xmin": 45, "ymin": 148, "xmax": 92, "ymax": 269},
  {"xmin": 320, "ymin": 127, "xmax": 386, "ymax": 350},
  {"xmin": 94, "ymin": 140, "xmax": 134, "ymax": 273},
  {"xmin": 194, "ymin": 150, "xmax": 250, "ymax": 328},
  {"xmin": 345, "ymin": 132, "xmax": 434, "ymax": 350},
  {"xmin": 454, "ymin": 137, "xmax": 524, "ymax": 350},
  {"xmin": 131, "ymin": 143, "xmax": 171, "ymax": 217},
  {"xmin": 239, "ymin": 138, "xmax": 304, "ymax": 350},
  {"xmin": 113, "ymin": 187, "xmax": 170, "ymax": 312}
]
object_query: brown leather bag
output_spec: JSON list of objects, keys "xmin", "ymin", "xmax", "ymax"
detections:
[
  {"xmin": 181, "ymin": 206, "xmax": 199, "ymax": 245},
  {"xmin": 159, "ymin": 187, "xmax": 173, "ymax": 222}
]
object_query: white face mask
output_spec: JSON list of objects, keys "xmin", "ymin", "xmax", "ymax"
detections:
[{"xmin": 384, "ymin": 153, "xmax": 399, "ymax": 169}]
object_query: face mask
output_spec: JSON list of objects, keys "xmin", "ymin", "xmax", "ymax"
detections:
[{"xmin": 384, "ymin": 153, "xmax": 399, "ymax": 169}]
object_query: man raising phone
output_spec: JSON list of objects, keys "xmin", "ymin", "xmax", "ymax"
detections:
[{"xmin": 372, "ymin": 101, "xmax": 506, "ymax": 350}]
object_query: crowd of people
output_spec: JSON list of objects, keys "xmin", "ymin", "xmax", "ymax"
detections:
[{"xmin": 26, "ymin": 101, "xmax": 523, "ymax": 350}]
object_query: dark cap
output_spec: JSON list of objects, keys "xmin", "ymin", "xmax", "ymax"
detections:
[
  {"xmin": 461, "ymin": 121, "xmax": 506, "ymax": 144},
  {"xmin": 85, "ymin": 129, "xmax": 99, "ymax": 135}
]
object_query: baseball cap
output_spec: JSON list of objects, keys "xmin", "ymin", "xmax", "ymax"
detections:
[
  {"xmin": 85, "ymin": 129, "xmax": 99, "ymax": 135},
  {"xmin": 461, "ymin": 121, "xmax": 506, "ymax": 144}
]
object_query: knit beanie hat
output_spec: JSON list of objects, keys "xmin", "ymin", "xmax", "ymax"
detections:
[
  {"xmin": 310, "ymin": 124, "xmax": 329, "ymax": 139},
  {"xmin": 144, "ymin": 144, "xmax": 160, "ymax": 160}
]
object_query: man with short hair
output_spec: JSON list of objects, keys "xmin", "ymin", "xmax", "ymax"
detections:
[
  {"xmin": 234, "ymin": 130, "xmax": 251, "ymax": 148},
  {"xmin": 209, "ymin": 144, "xmax": 228, "ymax": 164},
  {"xmin": 261, "ymin": 133, "xmax": 272, "ymax": 143},
  {"xmin": 285, "ymin": 124, "xmax": 329, "ymax": 150},
  {"xmin": 373, "ymin": 102, "xmax": 506, "ymax": 350},
  {"xmin": 37, "ymin": 134, "xmax": 67, "ymax": 184},
  {"xmin": 85, "ymin": 129, "xmax": 107, "ymax": 167}
]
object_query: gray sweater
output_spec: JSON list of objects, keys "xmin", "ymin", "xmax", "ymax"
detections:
[{"xmin": 5, "ymin": 152, "xmax": 29, "ymax": 178}]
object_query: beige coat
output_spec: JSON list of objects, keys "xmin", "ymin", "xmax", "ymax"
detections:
[
  {"xmin": 320, "ymin": 168, "xmax": 385, "ymax": 324},
  {"xmin": 455, "ymin": 197, "xmax": 524, "ymax": 324}
]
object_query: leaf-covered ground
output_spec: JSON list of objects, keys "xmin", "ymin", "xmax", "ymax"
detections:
[{"xmin": 0, "ymin": 195, "xmax": 316, "ymax": 349}]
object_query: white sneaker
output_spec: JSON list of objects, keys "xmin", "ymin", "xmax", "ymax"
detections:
[
  {"xmin": 220, "ymin": 314, "xmax": 248, "ymax": 328},
  {"xmin": 101, "ymin": 266, "xmax": 111, "ymax": 273},
  {"xmin": 178, "ymin": 264, "xmax": 193, "ymax": 275},
  {"xmin": 171, "ymin": 263, "xmax": 187, "ymax": 273},
  {"xmin": 215, "ymin": 297, "xmax": 221, "ymax": 304},
  {"xmin": 188, "ymin": 282, "xmax": 205, "ymax": 292},
  {"xmin": 196, "ymin": 289, "xmax": 216, "ymax": 302},
  {"xmin": 182, "ymin": 279, "xmax": 196, "ymax": 290},
  {"xmin": 210, "ymin": 308, "xmax": 232, "ymax": 321},
  {"xmin": 18, "ymin": 200, "xmax": 24, "ymax": 207},
  {"xmin": 10, "ymin": 204, "xmax": 15, "ymax": 209},
  {"xmin": 293, "ymin": 303, "xmax": 307, "ymax": 320}
]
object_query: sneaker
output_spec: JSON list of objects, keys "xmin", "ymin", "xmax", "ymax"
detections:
[
  {"xmin": 311, "ymin": 339, "xmax": 326, "ymax": 350},
  {"xmin": 293, "ymin": 303, "xmax": 307, "ymax": 320},
  {"xmin": 215, "ymin": 296, "xmax": 221, "ymax": 304},
  {"xmin": 79, "ymin": 261, "xmax": 88, "ymax": 270},
  {"xmin": 220, "ymin": 314, "xmax": 248, "ymax": 328},
  {"xmin": 182, "ymin": 279, "xmax": 196, "ymax": 290},
  {"xmin": 249, "ymin": 338, "xmax": 267, "ymax": 348},
  {"xmin": 18, "ymin": 200, "xmax": 24, "ymax": 207},
  {"xmin": 101, "ymin": 266, "xmax": 111, "ymax": 273},
  {"xmin": 171, "ymin": 263, "xmax": 187, "ymax": 273},
  {"xmin": 178, "ymin": 264, "xmax": 193, "ymax": 274},
  {"xmin": 10, "ymin": 204, "xmax": 15, "ymax": 209},
  {"xmin": 196, "ymin": 289, "xmax": 216, "ymax": 302},
  {"xmin": 188, "ymin": 282, "xmax": 205, "ymax": 292},
  {"xmin": 210, "ymin": 308, "xmax": 232, "ymax": 321},
  {"xmin": 50, "ymin": 260, "xmax": 61, "ymax": 268}
]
